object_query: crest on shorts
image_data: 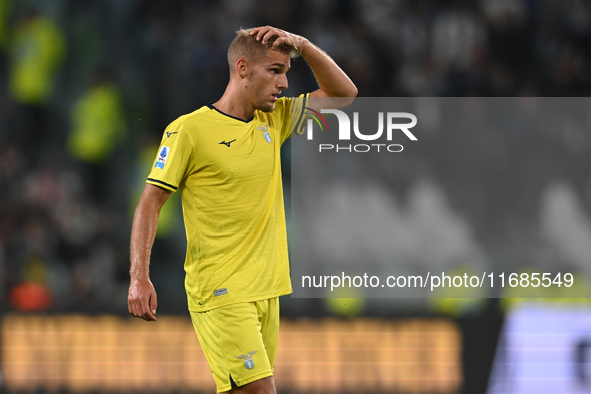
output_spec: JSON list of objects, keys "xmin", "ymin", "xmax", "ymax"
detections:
[{"xmin": 235, "ymin": 350, "xmax": 257, "ymax": 370}]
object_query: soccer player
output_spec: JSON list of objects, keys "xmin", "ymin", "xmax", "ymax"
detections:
[{"xmin": 128, "ymin": 26, "xmax": 356, "ymax": 394}]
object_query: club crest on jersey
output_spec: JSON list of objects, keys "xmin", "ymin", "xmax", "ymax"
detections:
[
  {"xmin": 256, "ymin": 124, "xmax": 271, "ymax": 143},
  {"xmin": 155, "ymin": 146, "xmax": 170, "ymax": 169},
  {"xmin": 235, "ymin": 350, "xmax": 257, "ymax": 370}
]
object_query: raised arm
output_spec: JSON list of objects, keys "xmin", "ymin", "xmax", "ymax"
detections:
[
  {"xmin": 128, "ymin": 183, "xmax": 171, "ymax": 321},
  {"xmin": 250, "ymin": 26, "xmax": 358, "ymax": 99}
]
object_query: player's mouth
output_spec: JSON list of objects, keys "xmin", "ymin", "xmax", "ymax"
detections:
[{"xmin": 271, "ymin": 93, "xmax": 280, "ymax": 101}]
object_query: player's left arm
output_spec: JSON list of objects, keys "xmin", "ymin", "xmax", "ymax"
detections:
[{"xmin": 251, "ymin": 26, "xmax": 357, "ymax": 106}]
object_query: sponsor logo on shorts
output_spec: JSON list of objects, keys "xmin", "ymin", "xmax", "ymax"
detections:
[{"xmin": 236, "ymin": 350, "xmax": 257, "ymax": 370}]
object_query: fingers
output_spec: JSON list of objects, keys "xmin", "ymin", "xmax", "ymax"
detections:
[
  {"xmin": 272, "ymin": 36, "xmax": 288, "ymax": 49},
  {"xmin": 128, "ymin": 283, "xmax": 157, "ymax": 321},
  {"xmin": 141, "ymin": 298, "xmax": 157, "ymax": 321},
  {"xmin": 128, "ymin": 296, "xmax": 143, "ymax": 320},
  {"xmin": 250, "ymin": 26, "xmax": 270, "ymax": 41},
  {"xmin": 252, "ymin": 26, "xmax": 275, "ymax": 44},
  {"xmin": 128, "ymin": 290, "xmax": 141, "ymax": 317},
  {"xmin": 261, "ymin": 29, "xmax": 279, "ymax": 45},
  {"xmin": 129, "ymin": 299, "xmax": 156, "ymax": 321},
  {"xmin": 250, "ymin": 26, "xmax": 289, "ymax": 46},
  {"xmin": 149, "ymin": 290, "xmax": 158, "ymax": 318}
]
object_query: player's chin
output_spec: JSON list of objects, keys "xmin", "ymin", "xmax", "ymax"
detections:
[{"xmin": 258, "ymin": 101, "xmax": 276, "ymax": 113}]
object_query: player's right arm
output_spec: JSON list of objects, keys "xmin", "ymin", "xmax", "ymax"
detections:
[{"xmin": 128, "ymin": 183, "xmax": 171, "ymax": 321}]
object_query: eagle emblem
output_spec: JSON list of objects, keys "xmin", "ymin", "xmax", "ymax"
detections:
[
  {"xmin": 256, "ymin": 124, "xmax": 271, "ymax": 143},
  {"xmin": 235, "ymin": 350, "xmax": 257, "ymax": 370}
]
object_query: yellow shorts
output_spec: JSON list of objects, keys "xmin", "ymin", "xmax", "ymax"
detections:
[{"xmin": 190, "ymin": 297, "xmax": 280, "ymax": 393}]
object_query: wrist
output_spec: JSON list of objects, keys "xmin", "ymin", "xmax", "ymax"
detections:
[
  {"xmin": 130, "ymin": 274, "xmax": 150, "ymax": 283},
  {"xmin": 297, "ymin": 39, "xmax": 312, "ymax": 57}
]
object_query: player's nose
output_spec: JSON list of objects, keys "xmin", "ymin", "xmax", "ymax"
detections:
[{"xmin": 277, "ymin": 74, "xmax": 288, "ymax": 90}]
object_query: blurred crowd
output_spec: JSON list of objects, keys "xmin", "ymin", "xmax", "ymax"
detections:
[{"xmin": 1, "ymin": 0, "xmax": 591, "ymax": 315}]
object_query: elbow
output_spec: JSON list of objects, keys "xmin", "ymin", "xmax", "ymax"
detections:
[
  {"xmin": 335, "ymin": 83, "xmax": 357, "ymax": 107},
  {"xmin": 328, "ymin": 80, "xmax": 358, "ymax": 98},
  {"xmin": 341, "ymin": 84, "xmax": 357, "ymax": 107},
  {"xmin": 336, "ymin": 82, "xmax": 357, "ymax": 99}
]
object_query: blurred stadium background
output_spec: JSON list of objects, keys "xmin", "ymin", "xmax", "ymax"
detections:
[{"xmin": 2, "ymin": 0, "xmax": 591, "ymax": 393}]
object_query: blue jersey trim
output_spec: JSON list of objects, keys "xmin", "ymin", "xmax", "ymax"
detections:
[
  {"xmin": 147, "ymin": 178, "xmax": 178, "ymax": 191},
  {"xmin": 207, "ymin": 103, "xmax": 255, "ymax": 123}
]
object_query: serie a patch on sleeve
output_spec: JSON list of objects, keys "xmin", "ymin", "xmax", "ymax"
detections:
[{"xmin": 155, "ymin": 146, "xmax": 170, "ymax": 169}]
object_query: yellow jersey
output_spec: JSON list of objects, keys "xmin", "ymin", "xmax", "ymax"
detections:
[{"xmin": 147, "ymin": 96, "xmax": 307, "ymax": 312}]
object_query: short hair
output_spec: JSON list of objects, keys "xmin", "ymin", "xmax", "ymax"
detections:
[{"xmin": 227, "ymin": 28, "xmax": 301, "ymax": 74}]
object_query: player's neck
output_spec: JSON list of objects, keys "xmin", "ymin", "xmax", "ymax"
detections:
[{"xmin": 213, "ymin": 83, "xmax": 255, "ymax": 121}]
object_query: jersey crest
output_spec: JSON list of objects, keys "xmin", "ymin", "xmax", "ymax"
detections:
[{"xmin": 256, "ymin": 124, "xmax": 272, "ymax": 143}]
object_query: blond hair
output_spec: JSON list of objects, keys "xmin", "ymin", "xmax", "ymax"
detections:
[{"xmin": 227, "ymin": 28, "xmax": 301, "ymax": 74}]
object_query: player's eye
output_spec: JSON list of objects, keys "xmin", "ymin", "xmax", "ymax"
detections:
[{"xmin": 270, "ymin": 68, "xmax": 280, "ymax": 74}]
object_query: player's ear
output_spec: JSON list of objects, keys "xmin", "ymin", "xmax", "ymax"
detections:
[{"xmin": 236, "ymin": 58, "xmax": 248, "ymax": 78}]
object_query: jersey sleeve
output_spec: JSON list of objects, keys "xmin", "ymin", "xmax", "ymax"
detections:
[
  {"xmin": 279, "ymin": 93, "xmax": 308, "ymax": 144},
  {"xmin": 146, "ymin": 121, "xmax": 195, "ymax": 192}
]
